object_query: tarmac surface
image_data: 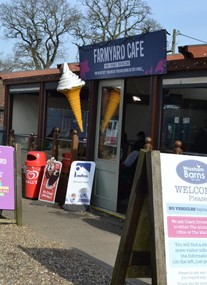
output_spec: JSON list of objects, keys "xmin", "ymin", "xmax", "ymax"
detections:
[{"xmin": 3, "ymin": 198, "xmax": 151, "ymax": 285}]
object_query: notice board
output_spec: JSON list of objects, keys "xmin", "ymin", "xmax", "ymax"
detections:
[
  {"xmin": 111, "ymin": 150, "xmax": 207, "ymax": 285},
  {"xmin": 160, "ymin": 153, "xmax": 207, "ymax": 285}
]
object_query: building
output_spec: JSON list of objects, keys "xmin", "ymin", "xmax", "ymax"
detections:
[{"xmin": 1, "ymin": 31, "xmax": 207, "ymax": 214}]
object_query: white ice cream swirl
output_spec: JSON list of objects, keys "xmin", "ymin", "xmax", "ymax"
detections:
[{"xmin": 57, "ymin": 62, "xmax": 85, "ymax": 90}]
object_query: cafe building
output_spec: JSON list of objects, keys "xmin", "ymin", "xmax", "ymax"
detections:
[{"xmin": 1, "ymin": 29, "xmax": 207, "ymax": 214}]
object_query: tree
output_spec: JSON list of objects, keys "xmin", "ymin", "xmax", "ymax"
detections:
[
  {"xmin": 0, "ymin": 0, "xmax": 81, "ymax": 70},
  {"xmin": 71, "ymin": 0, "xmax": 162, "ymax": 46},
  {"xmin": 0, "ymin": 53, "xmax": 18, "ymax": 72}
]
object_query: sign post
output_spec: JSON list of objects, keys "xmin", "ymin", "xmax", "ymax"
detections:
[{"xmin": 15, "ymin": 144, "xmax": 23, "ymax": 226}]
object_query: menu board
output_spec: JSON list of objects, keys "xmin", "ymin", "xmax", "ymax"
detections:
[
  {"xmin": 0, "ymin": 146, "xmax": 15, "ymax": 210},
  {"xmin": 160, "ymin": 153, "xmax": 207, "ymax": 285}
]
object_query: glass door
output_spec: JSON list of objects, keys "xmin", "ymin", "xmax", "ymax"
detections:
[{"xmin": 92, "ymin": 80, "xmax": 124, "ymax": 211}]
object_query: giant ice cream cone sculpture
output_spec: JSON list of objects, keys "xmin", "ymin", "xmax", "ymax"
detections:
[
  {"xmin": 57, "ymin": 63, "xmax": 85, "ymax": 132},
  {"xmin": 101, "ymin": 88, "xmax": 120, "ymax": 132},
  {"xmin": 59, "ymin": 86, "xmax": 83, "ymax": 132}
]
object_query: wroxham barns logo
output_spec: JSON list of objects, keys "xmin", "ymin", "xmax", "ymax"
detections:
[{"xmin": 176, "ymin": 160, "xmax": 207, "ymax": 184}]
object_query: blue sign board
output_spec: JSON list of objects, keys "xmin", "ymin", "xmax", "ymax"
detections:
[{"xmin": 79, "ymin": 30, "xmax": 167, "ymax": 80}]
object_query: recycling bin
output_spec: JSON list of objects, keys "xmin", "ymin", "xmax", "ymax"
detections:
[{"xmin": 25, "ymin": 151, "xmax": 46, "ymax": 199}]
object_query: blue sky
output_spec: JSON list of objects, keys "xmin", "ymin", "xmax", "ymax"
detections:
[
  {"xmin": 0, "ymin": 0, "xmax": 206, "ymax": 63},
  {"xmin": 147, "ymin": 0, "xmax": 207, "ymax": 50}
]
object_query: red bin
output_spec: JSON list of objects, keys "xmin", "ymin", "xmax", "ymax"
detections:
[
  {"xmin": 61, "ymin": 152, "xmax": 72, "ymax": 174},
  {"xmin": 25, "ymin": 151, "xmax": 46, "ymax": 199}
]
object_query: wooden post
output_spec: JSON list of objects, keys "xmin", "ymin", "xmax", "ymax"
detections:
[
  {"xmin": 174, "ymin": 140, "xmax": 183, "ymax": 154},
  {"xmin": 15, "ymin": 144, "xmax": 22, "ymax": 226},
  {"xmin": 29, "ymin": 132, "xmax": 35, "ymax": 151},
  {"xmin": 71, "ymin": 129, "xmax": 79, "ymax": 162},
  {"xmin": 144, "ymin": 136, "xmax": 153, "ymax": 151},
  {"xmin": 9, "ymin": 129, "xmax": 15, "ymax": 147},
  {"xmin": 52, "ymin": 127, "xmax": 60, "ymax": 160}
]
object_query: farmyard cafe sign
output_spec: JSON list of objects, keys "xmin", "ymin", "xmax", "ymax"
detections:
[{"xmin": 79, "ymin": 30, "xmax": 167, "ymax": 80}]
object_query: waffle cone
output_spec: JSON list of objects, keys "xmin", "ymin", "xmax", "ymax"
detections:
[
  {"xmin": 60, "ymin": 87, "xmax": 83, "ymax": 132},
  {"xmin": 101, "ymin": 89, "xmax": 120, "ymax": 132}
]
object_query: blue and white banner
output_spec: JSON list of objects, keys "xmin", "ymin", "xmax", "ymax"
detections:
[
  {"xmin": 79, "ymin": 30, "xmax": 167, "ymax": 80},
  {"xmin": 65, "ymin": 161, "xmax": 96, "ymax": 205}
]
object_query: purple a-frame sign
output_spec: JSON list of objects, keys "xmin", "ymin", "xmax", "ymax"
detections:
[{"xmin": 0, "ymin": 146, "xmax": 15, "ymax": 210}]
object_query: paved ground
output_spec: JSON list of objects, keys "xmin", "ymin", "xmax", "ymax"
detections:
[{"xmin": 3, "ymin": 198, "xmax": 151, "ymax": 284}]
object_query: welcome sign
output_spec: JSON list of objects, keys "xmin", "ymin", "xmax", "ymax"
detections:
[
  {"xmin": 160, "ymin": 153, "xmax": 207, "ymax": 285},
  {"xmin": 79, "ymin": 30, "xmax": 167, "ymax": 80}
]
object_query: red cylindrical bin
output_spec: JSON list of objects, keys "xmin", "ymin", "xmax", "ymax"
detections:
[
  {"xmin": 61, "ymin": 152, "xmax": 72, "ymax": 174},
  {"xmin": 25, "ymin": 151, "xmax": 46, "ymax": 199}
]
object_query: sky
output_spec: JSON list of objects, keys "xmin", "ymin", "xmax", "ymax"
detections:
[
  {"xmin": 0, "ymin": 0, "xmax": 207, "ymax": 64},
  {"xmin": 147, "ymin": 0, "xmax": 207, "ymax": 50}
]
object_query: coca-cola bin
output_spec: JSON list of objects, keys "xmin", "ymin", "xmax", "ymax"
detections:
[{"xmin": 25, "ymin": 151, "xmax": 46, "ymax": 199}]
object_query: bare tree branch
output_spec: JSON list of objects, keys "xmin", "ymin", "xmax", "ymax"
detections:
[
  {"xmin": 71, "ymin": 0, "xmax": 161, "ymax": 46},
  {"xmin": 0, "ymin": 0, "xmax": 81, "ymax": 69}
]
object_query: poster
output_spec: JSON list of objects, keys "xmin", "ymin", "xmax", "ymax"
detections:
[
  {"xmin": 38, "ymin": 157, "xmax": 62, "ymax": 203},
  {"xmin": 0, "ymin": 146, "xmax": 15, "ymax": 210},
  {"xmin": 160, "ymin": 153, "xmax": 207, "ymax": 285},
  {"xmin": 65, "ymin": 161, "xmax": 95, "ymax": 205}
]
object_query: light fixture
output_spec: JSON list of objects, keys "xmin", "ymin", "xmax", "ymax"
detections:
[{"xmin": 132, "ymin": 96, "xmax": 141, "ymax": 102}]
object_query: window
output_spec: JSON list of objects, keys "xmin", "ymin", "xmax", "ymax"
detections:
[{"xmin": 161, "ymin": 84, "xmax": 207, "ymax": 155}]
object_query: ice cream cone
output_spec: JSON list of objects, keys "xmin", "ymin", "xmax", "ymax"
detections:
[
  {"xmin": 101, "ymin": 89, "xmax": 120, "ymax": 132},
  {"xmin": 60, "ymin": 86, "xmax": 83, "ymax": 132}
]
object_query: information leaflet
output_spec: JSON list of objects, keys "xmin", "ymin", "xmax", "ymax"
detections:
[{"xmin": 160, "ymin": 153, "xmax": 207, "ymax": 285}]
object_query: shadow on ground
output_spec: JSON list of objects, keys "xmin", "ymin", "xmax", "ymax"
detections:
[
  {"xmin": 18, "ymin": 246, "xmax": 150, "ymax": 285},
  {"xmin": 32, "ymin": 200, "xmax": 125, "ymax": 236},
  {"xmin": 19, "ymin": 246, "xmax": 112, "ymax": 285},
  {"xmin": 82, "ymin": 217, "xmax": 123, "ymax": 235}
]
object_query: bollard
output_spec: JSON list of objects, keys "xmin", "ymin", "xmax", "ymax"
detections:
[
  {"xmin": 144, "ymin": 136, "xmax": 153, "ymax": 151},
  {"xmin": 174, "ymin": 140, "xmax": 183, "ymax": 154}
]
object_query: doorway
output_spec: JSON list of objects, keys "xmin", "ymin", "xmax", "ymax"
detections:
[
  {"xmin": 92, "ymin": 80, "xmax": 124, "ymax": 212},
  {"xmin": 117, "ymin": 76, "xmax": 150, "ymax": 213},
  {"xmin": 92, "ymin": 77, "xmax": 151, "ymax": 213}
]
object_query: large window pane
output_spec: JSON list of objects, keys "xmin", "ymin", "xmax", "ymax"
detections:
[
  {"xmin": 98, "ymin": 86, "xmax": 121, "ymax": 160},
  {"xmin": 161, "ymin": 87, "xmax": 207, "ymax": 154}
]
